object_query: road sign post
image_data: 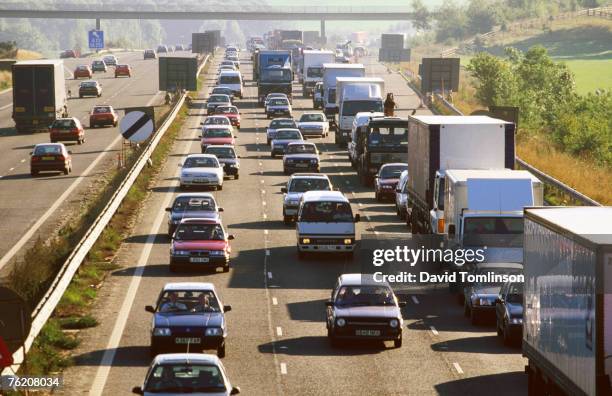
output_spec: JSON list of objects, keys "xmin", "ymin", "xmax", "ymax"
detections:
[{"xmin": 88, "ymin": 30, "xmax": 104, "ymax": 50}]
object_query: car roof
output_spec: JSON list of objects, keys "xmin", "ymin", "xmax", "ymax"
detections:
[
  {"xmin": 267, "ymin": 93, "xmax": 287, "ymax": 97},
  {"xmin": 185, "ymin": 154, "xmax": 218, "ymax": 159},
  {"xmin": 206, "ymin": 144, "xmax": 236, "ymax": 151},
  {"xmin": 174, "ymin": 192, "xmax": 215, "ymax": 200},
  {"xmin": 380, "ymin": 163, "xmax": 408, "ymax": 168},
  {"xmin": 290, "ymin": 173, "xmax": 330, "ymax": 179},
  {"xmin": 210, "ymin": 94, "xmax": 231, "ymax": 99},
  {"xmin": 179, "ymin": 217, "xmax": 222, "ymax": 225},
  {"xmin": 153, "ymin": 353, "xmax": 222, "ymax": 365},
  {"xmin": 34, "ymin": 142, "xmax": 65, "ymax": 148},
  {"xmin": 302, "ymin": 190, "xmax": 347, "ymax": 203},
  {"xmin": 338, "ymin": 273, "xmax": 391, "ymax": 287},
  {"xmin": 270, "ymin": 118, "xmax": 294, "ymax": 122},
  {"xmin": 287, "ymin": 141, "xmax": 316, "ymax": 146},
  {"xmin": 213, "ymin": 86, "xmax": 232, "ymax": 91},
  {"xmin": 300, "ymin": 112, "xmax": 324, "ymax": 116},
  {"xmin": 275, "ymin": 128, "xmax": 301, "ymax": 133},
  {"xmin": 163, "ymin": 282, "xmax": 216, "ymax": 292},
  {"xmin": 219, "ymin": 70, "xmax": 241, "ymax": 76}
]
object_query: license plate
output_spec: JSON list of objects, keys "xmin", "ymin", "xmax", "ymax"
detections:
[
  {"xmin": 190, "ymin": 257, "xmax": 209, "ymax": 263},
  {"xmin": 175, "ymin": 337, "xmax": 201, "ymax": 344},
  {"xmin": 296, "ymin": 163, "xmax": 308, "ymax": 168},
  {"xmin": 42, "ymin": 156, "xmax": 55, "ymax": 161},
  {"xmin": 194, "ymin": 178, "xmax": 208, "ymax": 183},
  {"xmin": 356, "ymin": 329, "xmax": 381, "ymax": 336}
]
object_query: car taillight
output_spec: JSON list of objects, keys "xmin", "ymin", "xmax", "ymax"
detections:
[
  {"xmin": 57, "ymin": 156, "xmax": 65, "ymax": 161},
  {"xmin": 71, "ymin": 128, "xmax": 79, "ymax": 133},
  {"xmin": 31, "ymin": 156, "xmax": 40, "ymax": 162}
]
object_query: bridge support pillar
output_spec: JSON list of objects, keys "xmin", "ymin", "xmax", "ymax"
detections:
[
  {"xmin": 320, "ymin": 20, "xmax": 326, "ymax": 44},
  {"xmin": 96, "ymin": 18, "xmax": 101, "ymax": 30}
]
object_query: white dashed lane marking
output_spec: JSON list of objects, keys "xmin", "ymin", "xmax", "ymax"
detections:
[
  {"xmin": 280, "ymin": 363, "xmax": 287, "ymax": 375},
  {"xmin": 411, "ymin": 296, "xmax": 420, "ymax": 304},
  {"xmin": 272, "ymin": 297, "xmax": 278, "ymax": 305},
  {"xmin": 276, "ymin": 326, "xmax": 283, "ymax": 337},
  {"xmin": 453, "ymin": 362, "xmax": 464, "ymax": 374}
]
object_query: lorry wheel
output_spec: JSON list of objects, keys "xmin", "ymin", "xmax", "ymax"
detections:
[
  {"xmin": 223, "ymin": 264, "xmax": 230, "ymax": 273},
  {"xmin": 63, "ymin": 167, "xmax": 69, "ymax": 175},
  {"xmin": 375, "ymin": 191, "xmax": 381, "ymax": 202},
  {"xmin": 464, "ymin": 301, "xmax": 470, "ymax": 317}
]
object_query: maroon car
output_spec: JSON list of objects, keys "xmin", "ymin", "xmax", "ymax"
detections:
[
  {"xmin": 374, "ymin": 163, "xmax": 408, "ymax": 201},
  {"xmin": 30, "ymin": 143, "xmax": 72, "ymax": 176}
]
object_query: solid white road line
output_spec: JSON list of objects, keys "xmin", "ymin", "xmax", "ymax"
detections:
[
  {"xmin": 453, "ymin": 362, "xmax": 464, "ymax": 374},
  {"xmin": 411, "ymin": 296, "xmax": 420, "ymax": 304},
  {"xmin": 429, "ymin": 326, "xmax": 439, "ymax": 336},
  {"xmin": 280, "ymin": 363, "xmax": 287, "ymax": 375}
]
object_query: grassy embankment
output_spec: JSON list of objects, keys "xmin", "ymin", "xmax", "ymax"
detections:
[{"xmin": 0, "ymin": 49, "xmax": 44, "ymax": 90}]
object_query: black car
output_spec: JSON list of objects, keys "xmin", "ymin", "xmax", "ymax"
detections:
[
  {"xmin": 143, "ymin": 49, "xmax": 157, "ymax": 59},
  {"xmin": 205, "ymin": 145, "xmax": 240, "ymax": 179},
  {"xmin": 78, "ymin": 80, "xmax": 102, "ymax": 98},
  {"xmin": 146, "ymin": 283, "xmax": 231, "ymax": 358},
  {"xmin": 91, "ymin": 60, "xmax": 107, "ymax": 72},
  {"xmin": 495, "ymin": 280, "xmax": 523, "ymax": 345},
  {"xmin": 326, "ymin": 274, "xmax": 405, "ymax": 348},
  {"xmin": 165, "ymin": 193, "xmax": 222, "ymax": 236}
]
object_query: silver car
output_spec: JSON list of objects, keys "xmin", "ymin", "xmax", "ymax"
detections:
[
  {"xmin": 298, "ymin": 112, "xmax": 329, "ymax": 138},
  {"xmin": 281, "ymin": 173, "xmax": 332, "ymax": 224},
  {"xmin": 266, "ymin": 97, "xmax": 292, "ymax": 119},
  {"xmin": 266, "ymin": 118, "xmax": 298, "ymax": 145},
  {"xmin": 395, "ymin": 170, "xmax": 409, "ymax": 220}
]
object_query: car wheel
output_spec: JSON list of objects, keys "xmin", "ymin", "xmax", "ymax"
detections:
[
  {"xmin": 502, "ymin": 323, "xmax": 512, "ymax": 346},
  {"xmin": 217, "ymin": 342, "xmax": 226, "ymax": 358},
  {"xmin": 496, "ymin": 318, "xmax": 503, "ymax": 336},
  {"xmin": 283, "ymin": 168, "xmax": 288, "ymax": 175},
  {"xmin": 63, "ymin": 167, "xmax": 69, "ymax": 175},
  {"xmin": 328, "ymin": 330, "xmax": 339, "ymax": 348},
  {"xmin": 267, "ymin": 115, "xmax": 270, "ymax": 119},
  {"xmin": 297, "ymin": 247, "xmax": 305, "ymax": 260},
  {"xmin": 234, "ymin": 173, "xmax": 239, "ymax": 180},
  {"xmin": 113, "ymin": 121, "xmax": 118, "ymax": 127},
  {"xmin": 150, "ymin": 345, "xmax": 159, "ymax": 358},
  {"xmin": 394, "ymin": 336, "xmax": 403, "ymax": 348},
  {"xmin": 271, "ymin": 153, "xmax": 276, "ymax": 159},
  {"xmin": 169, "ymin": 262, "xmax": 177, "ymax": 273},
  {"xmin": 179, "ymin": 184, "xmax": 185, "ymax": 190},
  {"xmin": 217, "ymin": 184, "xmax": 223, "ymax": 191},
  {"xmin": 266, "ymin": 139, "xmax": 271, "ymax": 145},
  {"xmin": 410, "ymin": 211, "xmax": 420, "ymax": 234},
  {"xmin": 31, "ymin": 170, "xmax": 38, "ymax": 177},
  {"xmin": 283, "ymin": 216, "xmax": 292, "ymax": 226},
  {"xmin": 79, "ymin": 94, "xmax": 83, "ymax": 98},
  {"xmin": 77, "ymin": 138, "xmax": 83, "ymax": 145}
]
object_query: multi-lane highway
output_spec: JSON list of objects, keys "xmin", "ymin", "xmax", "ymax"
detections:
[
  {"xmin": 0, "ymin": 51, "xmax": 191, "ymax": 275},
  {"xmin": 52, "ymin": 52, "xmax": 528, "ymax": 395}
]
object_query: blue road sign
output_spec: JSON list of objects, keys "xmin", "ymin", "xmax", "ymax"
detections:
[{"xmin": 88, "ymin": 30, "xmax": 104, "ymax": 49}]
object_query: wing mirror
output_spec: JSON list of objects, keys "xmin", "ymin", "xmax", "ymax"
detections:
[
  {"xmin": 145, "ymin": 305, "xmax": 155, "ymax": 313},
  {"xmin": 230, "ymin": 387, "xmax": 241, "ymax": 395},
  {"xmin": 224, "ymin": 305, "xmax": 232, "ymax": 312},
  {"xmin": 398, "ymin": 301, "xmax": 407, "ymax": 308},
  {"xmin": 325, "ymin": 300, "xmax": 334, "ymax": 307},
  {"xmin": 495, "ymin": 298, "xmax": 502, "ymax": 305},
  {"xmin": 218, "ymin": 207, "xmax": 224, "ymax": 212},
  {"xmin": 165, "ymin": 207, "xmax": 171, "ymax": 212}
]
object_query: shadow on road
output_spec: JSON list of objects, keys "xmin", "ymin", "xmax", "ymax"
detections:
[{"xmin": 434, "ymin": 371, "xmax": 527, "ymax": 396}]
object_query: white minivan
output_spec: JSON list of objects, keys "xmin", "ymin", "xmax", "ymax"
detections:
[
  {"xmin": 217, "ymin": 70, "xmax": 243, "ymax": 98},
  {"xmin": 296, "ymin": 191, "xmax": 360, "ymax": 259}
]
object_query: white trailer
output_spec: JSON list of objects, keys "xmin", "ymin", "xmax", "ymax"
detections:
[
  {"xmin": 335, "ymin": 77, "xmax": 385, "ymax": 145},
  {"xmin": 301, "ymin": 50, "xmax": 335, "ymax": 96},
  {"xmin": 322, "ymin": 63, "xmax": 365, "ymax": 116},
  {"xmin": 523, "ymin": 207, "xmax": 612, "ymax": 396}
]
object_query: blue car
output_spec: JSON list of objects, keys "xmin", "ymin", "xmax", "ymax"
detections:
[
  {"xmin": 270, "ymin": 128, "xmax": 303, "ymax": 158},
  {"xmin": 495, "ymin": 280, "xmax": 523, "ymax": 346},
  {"xmin": 146, "ymin": 282, "xmax": 231, "ymax": 358}
]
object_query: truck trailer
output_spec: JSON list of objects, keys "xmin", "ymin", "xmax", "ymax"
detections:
[
  {"xmin": 257, "ymin": 50, "xmax": 292, "ymax": 105},
  {"xmin": 523, "ymin": 207, "xmax": 612, "ymax": 396},
  {"xmin": 12, "ymin": 60, "xmax": 68, "ymax": 133},
  {"xmin": 301, "ymin": 50, "xmax": 335, "ymax": 96},
  {"xmin": 321, "ymin": 63, "xmax": 365, "ymax": 133}
]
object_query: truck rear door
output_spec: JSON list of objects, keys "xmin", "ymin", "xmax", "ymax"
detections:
[
  {"xmin": 13, "ymin": 66, "xmax": 35, "ymax": 116},
  {"xmin": 34, "ymin": 66, "xmax": 55, "ymax": 115}
]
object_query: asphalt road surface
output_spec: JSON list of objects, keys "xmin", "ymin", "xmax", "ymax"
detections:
[
  {"xmin": 57, "ymin": 53, "xmax": 527, "ymax": 396},
  {"xmin": 0, "ymin": 51, "xmax": 192, "ymax": 275}
]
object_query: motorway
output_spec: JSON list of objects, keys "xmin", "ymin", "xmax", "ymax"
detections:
[
  {"xmin": 57, "ymin": 53, "xmax": 528, "ymax": 395},
  {"xmin": 0, "ymin": 51, "xmax": 191, "ymax": 276}
]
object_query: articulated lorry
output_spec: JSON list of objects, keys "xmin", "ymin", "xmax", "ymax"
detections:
[
  {"xmin": 523, "ymin": 207, "xmax": 612, "ymax": 396},
  {"xmin": 406, "ymin": 116, "xmax": 516, "ymax": 234},
  {"xmin": 322, "ymin": 63, "xmax": 365, "ymax": 132},
  {"xmin": 301, "ymin": 50, "xmax": 334, "ymax": 96},
  {"xmin": 257, "ymin": 50, "xmax": 292, "ymax": 105},
  {"xmin": 12, "ymin": 60, "xmax": 68, "ymax": 133},
  {"xmin": 336, "ymin": 77, "xmax": 384, "ymax": 146}
]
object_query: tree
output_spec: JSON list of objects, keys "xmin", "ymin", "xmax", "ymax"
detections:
[
  {"xmin": 466, "ymin": 52, "xmax": 518, "ymax": 105},
  {"xmin": 434, "ymin": 2, "xmax": 470, "ymax": 43},
  {"xmin": 410, "ymin": 0, "xmax": 432, "ymax": 32},
  {"xmin": 467, "ymin": 0, "xmax": 501, "ymax": 34}
]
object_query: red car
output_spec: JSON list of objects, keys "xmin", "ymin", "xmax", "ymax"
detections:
[
  {"xmin": 115, "ymin": 64, "xmax": 132, "ymax": 78},
  {"xmin": 214, "ymin": 105, "xmax": 241, "ymax": 130},
  {"xmin": 374, "ymin": 163, "xmax": 408, "ymax": 201},
  {"xmin": 89, "ymin": 105, "xmax": 118, "ymax": 128},
  {"xmin": 30, "ymin": 143, "xmax": 72, "ymax": 176},
  {"xmin": 49, "ymin": 117, "xmax": 85, "ymax": 144},
  {"xmin": 74, "ymin": 65, "xmax": 92, "ymax": 79},
  {"xmin": 200, "ymin": 126, "xmax": 235, "ymax": 152},
  {"xmin": 169, "ymin": 218, "xmax": 234, "ymax": 272}
]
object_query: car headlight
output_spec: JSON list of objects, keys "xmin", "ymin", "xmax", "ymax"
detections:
[
  {"xmin": 343, "ymin": 238, "xmax": 353, "ymax": 245},
  {"xmin": 510, "ymin": 317, "xmax": 523, "ymax": 325},
  {"xmin": 172, "ymin": 250, "xmax": 190, "ymax": 256},
  {"xmin": 301, "ymin": 238, "xmax": 311, "ymax": 244},
  {"xmin": 336, "ymin": 318, "xmax": 346, "ymax": 327},
  {"xmin": 389, "ymin": 319, "xmax": 399, "ymax": 328},
  {"xmin": 205, "ymin": 327, "xmax": 223, "ymax": 336},
  {"xmin": 479, "ymin": 298, "xmax": 492, "ymax": 306},
  {"xmin": 153, "ymin": 328, "xmax": 172, "ymax": 336},
  {"xmin": 209, "ymin": 250, "xmax": 226, "ymax": 256}
]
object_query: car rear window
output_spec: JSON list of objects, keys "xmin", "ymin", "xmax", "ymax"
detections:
[
  {"xmin": 271, "ymin": 120, "xmax": 296, "ymax": 128},
  {"xmin": 52, "ymin": 119, "xmax": 76, "ymax": 129},
  {"xmin": 203, "ymin": 129, "xmax": 231, "ymax": 138},
  {"xmin": 174, "ymin": 223, "xmax": 225, "ymax": 241},
  {"xmin": 34, "ymin": 145, "xmax": 62, "ymax": 155},
  {"xmin": 215, "ymin": 107, "xmax": 237, "ymax": 114},
  {"xmin": 204, "ymin": 117, "xmax": 230, "ymax": 125},
  {"xmin": 219, "ymin": 75, "xmax": 240, "ymax": 84},
  {"xmin": 184, "ymin": 157, "xmax": 219, "ymax": 168},
  {"xmin": 93, "ymin": 107, "xmax": 111, "ymax": 113},
  {"xmin": 173, "ymin": 197, "xmax": 216, "ymax": 212}
]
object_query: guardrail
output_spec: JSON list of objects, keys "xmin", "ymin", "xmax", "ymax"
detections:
[
  {"xmin": 394, "ymin": 68, "xmax": 602, "ymax": 207},
  {"xmin": 1, "ymin": 53, "xmax": 210, "ymax": 376}
]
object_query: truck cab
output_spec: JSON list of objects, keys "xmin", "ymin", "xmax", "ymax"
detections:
[
  {"xmin": 257, "ymin": 51, "xmax": 293, "ymax": 104},
  {"xmin": 348, "ymin": 112, "xmax": 385, "ymax": 168},
  {"xmin": 336, "ymin": 77, "xmax": 385, "ymax": 146}
]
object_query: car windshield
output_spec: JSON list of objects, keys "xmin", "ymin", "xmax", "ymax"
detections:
[
  {"xmin": 342, "ymin": 100, "xmax": 384, "ymax": 117},
  {"xmin": 81, "ymin": 81, "xmax": 97, "ymax": 87},
  {"xmin": 307, "ymin": 66, "xmax": 323, "ymax": 78},
  {"xmin": 289, "ymin": 178, "xmax": 331, "ymax": 193},
  {"xmin": 463, "ymin": 217, "xmax": 524, "ymax": 248},
  {"xmin": 276, "ymin": 130, "xmax": 301, "ymax": 140},
  {"xmin": 270, "ymin": 99, "xmax": 288, "ymax": 106},
  {"xmin": 93, "ymin": 61, "xmax": 103, "ymax": 65},
  {"xmin": 367, "ymin": 126, "xmax": 408, "ymax": 147},
  {"xmin": 144, "ymin": 363, "xmax": 226, "ymax": 393},
  {"xmin": 335, "ymin": 286, "xmax": 395, "ymax": 307},
  {"xmin": 300, "ymin": 114, "xmax": 324, "ymax": 122},
  {"xmin": 93, "ymin": 106, "xmax": 111, "ymax": 114},
  {"xmin": 506, "ymin": 282, "xmax": 523, "ymax": 304},
  {"xmin": 77, "ymin": 65, "xmax": 88, "ymax": 70},
  {"xmin": 270, "ymin": 120, "xmax": 296, "ymax": 129},
  {"xmin": 209, "ymin": 95, "xmax": 228, "ymax": 103},
  {"xmin": 287, "ymin": 144, "xmax": 316, "ymax": 154},
  {"xmin": 183, "ymin": 157, "xmax": 219, "ymax": 168},
  {"xmin": 203, "ymin": 129, "xmax": 231, "ymax": 138},
  {"xmin": 174, "ymin": 223, "xmax": 225, "ymax": 241},
  {"xmin": 156, "ymin": 290, "xmax": 221, "ymax": 314},
  {"xmin": 172, "ymin": 196, "xmax": 216, "ymax": 212},
  {"xmin": 219, "ymin": 75, "xmax": 240, "ymax": 84},
  {"xmin": 51, "ymin": 119, "xmax": 75, "ymax": 129},
  {"xmin": 204, "ymin": 117, "xmax": 230, "ymax": 125},
  {"xmin": 206, "ymin": 147, "xmax": 236, "ymax": 159},
  {"xmin": 380, "ymin": 165, "xmax": 408, "ymax": 179},
  {"xmin": 262, "ymin": 69, "xmax": 292, "ymax": 82},
  {"xmin": 300, "ymin": 201, "xmax": 353, "ymax": 222},
  {"xmin": 213, "ymin": 88, "xmax": 232, "ymax": 95},
  {"xmin": 34, "ymin": 145, "xmax": 62, "ymax": 155},
  {"xmin": 215, "ymin": 107, "xmax": 238, "ymax": 114}
]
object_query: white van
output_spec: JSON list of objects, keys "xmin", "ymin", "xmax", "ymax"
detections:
[
  {"xmin": 296, "ymin": 191, "xmax": 360, "ymax": 259},
  {"xmin": 217, "ymin": 70, "xmax": 243, "ymax": 98}
]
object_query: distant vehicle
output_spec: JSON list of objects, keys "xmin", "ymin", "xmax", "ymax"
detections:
[
  {"xmin": 174, "ymin": 44, "xmax": 185, "ymax": 51},
  {"xmin": 326, "ymin": 274, "xmax": 405, "ymax": 347},
  {"xmin": 114, "ymin": 64, "xmax": 132, "ymax": 78},
  {"xmin": 206, "ymin": 94, "xmax": 232, "ymax": 115},
  {"xmin": 463, "ymin": 262, "xmax": 523, "ymax": 325},
  {"xmin": 375, "ymin": 163, "xmax": 408, "ymax": 201},
  {"xmin": 179, "ymin": 154, "xmax": 224, "ymax": 191},
  {"xmin": 347, "ymin": 111, "xmax": 385, "ymax": 169},
  {"xmin": 394, "ymin": 170, "xmax": 409, "ymax": 220},
  {"xmin": 264, "ymin": 93, "xmax": 288, "ymax": 108},
  {"xmin": 495, "ymin": 280, "xmax": 523, "ymax": 346},
  {"xmin": 89, "ymin": 105, "xmax": 118, "ymax": 128},
  {"xmin": 145, "ymin": 283, "xmax": 232, "ymax": 356},
  {"xmin": 214, "ymin": 106, "xmax": 241, "ymax": 129},
  {"xmin": 200, "ymin": 126, "xmax": 235, "ymax": 152},
  {"xmin": 166, "ymin": 193, "xmax": 222, "ymax": 236},
  {"xmin": 30, "ymin": 143, "xmax": 72, "ymax": 176},
  {"xmin": 217, "ymin": 71, "xmax": 243, "ymax": 98},
  {"xmin": 266, "ymin": 97, "xmax": 292, "ymax": 119},
  {"xmin": 91, "ymin": 60, "xmax": 107, "ymax": 73},
  {"xmin": 312, "ymin": 81, "xmax": 324, "ymax": 109},
  {"xmin": 296, "ymin": 191, "xmax": 359, "ymax": 258},
  {"xmin": 301, "ymin": 50, "xmax": 335, "ymax": 96},
  {"xmin": 60, "ymin": 49, "xmax": 78, "ymax": 59},
  {"xmin": 266, "ymin": 118, "xmax": 297, "ymax": 145},
  {"xmin": 218, "ymin": 64, "xmax": 237, "ymax": 73},
  {"xmin": 298, "ymin": 112, "xmax": 328, "ymax": 138},
  {"xmin": 156, "ymin": 45, "xmax": 168, "ymax": 53},
  {"xmin": 49, "ymin": 117, "xmax": 85, "ymax": 144},
  {"xmin": 132, "ymin": 353, "xmax": 241, "ymax": 395},
  {"xmin": 102, "ymin": 55, "xmax": 118, "ymax": 66},
  {"xmin": 143, "ymin": 49, "xmax": 156, "ymax": 59},
  {"xmin": 73, "ymin": 65, "xmax": 93, "ymax": 79},
  {"xmin": 211, "ymin": 86, "xmax": 234, "ymax": 101},
  {"xmin": 225, "ymin": 46, "xmax": 239, "ymax": 53},
  {"xmin": 202, "ymin": 115, "xmax": 233, "ymax": 130},
  {"xmin": 281, "ymin": 173, "xmax": 332, "ymax": 224},
  {"xmin": 205, "ymin": 145, "xmax": 240, "ymax": 179},
  {"xmin": 270, "ymin": 128, "xmax": 303, "ymax": 158},
  {"xmin": 78, "ymin": 80, "xmax": 102, "ymax": 98},
  {"xmin": 220, "ymin": 60, "xmax": 235, "ymax": 69},
  {"xmin": 283, "ymin": 141, "xmax": 319, "ymax": 175},
  {"xmin": 169, "ymin": 219, "xmax": 234, "ymax": 272}
]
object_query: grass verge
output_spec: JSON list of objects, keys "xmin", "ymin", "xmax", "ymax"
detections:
[{"xmin": 0, "ymin": 70, "xmax": 11, "ymax": 91}]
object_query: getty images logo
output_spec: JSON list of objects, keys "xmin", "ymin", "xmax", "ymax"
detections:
[{"xmin": 372, "ymin": 246, "xmax": 487, "ymax": 267}]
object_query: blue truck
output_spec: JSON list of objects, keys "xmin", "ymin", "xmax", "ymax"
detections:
[{"xmin": 257, "ymin": 50, "xmax": 292, "ymax": 105}]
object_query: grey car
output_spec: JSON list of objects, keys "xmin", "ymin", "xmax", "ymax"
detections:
[
  {"xmin": 205, "ymin": 145, "xmax": 240, "ymax": 179},
  {"xmin": 270, "ymin": 128, "xmax": 303, "ymax": 158},
  {"xmin": 266, "ymin": 97, "xmax": 292, "ymax": 119},
  {"xmin": 281, "ymin": 173, "xmax": 332, "ymax": 224},
  {"xmin": 266, "ymin": 118, "xmax": 298, "ymax": 145},
  {"xmin": 165, "ymin": 193, "xmax": 222, "ymax": 236},
  {"xmin": 207, "ymin": 94, "xmax": 232, "ymax": 115}
]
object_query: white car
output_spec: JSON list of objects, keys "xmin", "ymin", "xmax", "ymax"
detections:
[
  {"xmin": 395, "ymin": 169, "xmax": 409, "ymax": 220},
  {"xmin": 179, "ymin": 154, "xmax": 224, "ymax": 190},
  {"xmin": 218, "ymin": 64, "xmax": 237, "ymax": 73},
  {"xmin": 298, "ymin": 112, "xmax": 329, "ymax": 138},
  {"xmin": 201, "ymin": 116, "xmax": 234, "ymax": 133},
  {"xmin": 217, "ymin": 70, "xmax": 243, "ymax": 98},
  {"xmin": 132, "ymin": 353, "xmax": 240, "ymax": 395}
]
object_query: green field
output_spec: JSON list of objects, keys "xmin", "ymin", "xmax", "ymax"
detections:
[{"xmin": 562, "ymin": 59, "xmax": 612, "ymax": 94}]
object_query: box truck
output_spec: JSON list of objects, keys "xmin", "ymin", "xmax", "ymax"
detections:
[
  {"xmin": 322, "ymin": 63, "xmax": 365, "ymax": 133},
  {"xmin": 257, "ymin": 50, "xmax": 292, "ymax": 105},
  {"xmin": 336, "ymin": 77, "xmax": 385, "ymax": 145},
  {"xmin": 301, "ymin": 50, "xmax": 334, "ymax": 96},
  {"xmin": 523, "ymin": 207, "xmax": 612, "ymax": 396},
  {"xmin": 12, "ymin": 60, "xmax": 68, "ymax": 133},
  {"xmin": 406, "ymin": 116, "xmax": 515, "ymax": 234}
]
